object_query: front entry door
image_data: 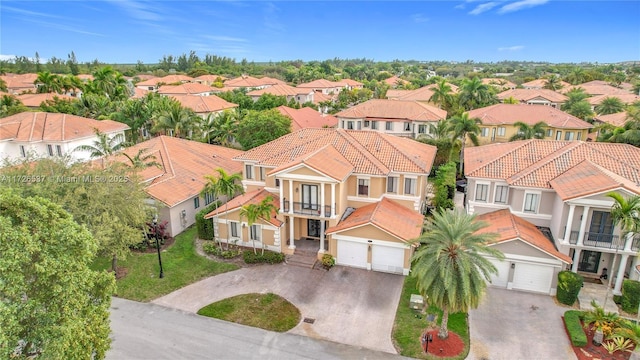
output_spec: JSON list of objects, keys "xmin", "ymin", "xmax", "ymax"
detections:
[
  {"xmin": 308, "ymin": 219, "xmax": 320, "ymax": 238},
  {"xmin": 578, "ymin": 250, "xmax": 601, "ymax": 273}
]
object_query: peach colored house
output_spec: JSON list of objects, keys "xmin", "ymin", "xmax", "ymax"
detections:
[
  {"xmin": 464, "ymin": 140, "xmax": 640, "ymax": 295},
  {"xmin": 247, "ymin": 84, "xmax": 314, "ymax": 105},
  {"xmin": 158, "ymin": 83, "xmax": 215, "ymax": 96},
  {"xmin": 497, "ymin": 89, "xmax": 568, "ymax": 108},
  {"xmin": 521, "ymin": 78, "xmax": 571, "ymax": 90},
  {"xmin": 170, "ymin": 95, "xmax": 238, "ymax": 118},
  {"xmin": 205, "ymin": 128, "xmax": 437, "ymax": 275},
  {"xmin": 276, "ymin": 106, "xmax": 338, "ymax": 131}
]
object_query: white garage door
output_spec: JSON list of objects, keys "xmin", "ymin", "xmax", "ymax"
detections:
[
  {"xmin": 371, "ymin": 244, "xmax": 405, "ymax": 274},
  {"xmin": 336, "ymin": 240, "xmax": 368, "ymax": 269},
  {"xmin": 512, "ymin": 263, "xmax": 554, "ymax": 293},
  {"xmin": 488, "ymin": 258, "xmax": 510, "ymax": 288}
]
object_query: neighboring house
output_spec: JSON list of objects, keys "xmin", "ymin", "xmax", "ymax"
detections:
[
  {"xmin": 587, "ymin": 94, "xmax": 640, "ymax": 111},
  {"xmin": 497, "ymin": 89, "xmax": 568, "ymax": 108},
  {"xmin": 136, "ymin": 74, "xmax": 194, "ymax": 92},
  {"xmin": 16, "ymin": 93, "xmax": 74, "ymax": 108},
  {"xmin": 521, "ymin": 78, "xmax": 571, "ymax": 90},
  {"xmin": 222, "ymin": 75, "xmax": 285, "ymax": 91},
  {"xmin": 194, "ymin": 74, "xmax": 227, "ymax": 86},
  {"xmin": 107, "ymin": 135, "xmax": 243, "ymax": 237},
  {"xmin": 386, "ymin": 83, "xmax": 459, "ymax": 103},
  {"xmin": 0, "ymin": 112, "xmax": 128, "ymax": 164},
  {"xmin": 171, "ymin": 94, "xmax": 238, "ymax": 119},
  {"xmin": 383, "ymin": 75, "xmax": 408, "ymax": 88},
  {"xmin": 340, "ymin": 79, "xmax": 364, "ymax": 90},
  {"xmin": 312, "ymin": 92, "xmax": 337, "ymax": 114},
  {"xmin": 464, "ymin": 140, "xmax": 640, "ymax": 295},
  {"xmin": 562, "ymin": 80, "xmax": 633, "ymax": 96},
  {"xmin": 157, "ymin": 83, "xmax": 216, "ymax": 97},
  {"xmin": 593, "ymin": 112, "xmax": 629, "ymax": 128},
  {"xmin": 247, "ymin": 84, "xmax": 315, "ymax": 105},
  {"xmin": 1, "ymin": 73, "xmax": 38, "ymax": 94},
  {"xmin": 335, "ymin": 99, "xmax": 447, "ymax": 138},
  {"xmin": 482, "ymin": 78, "xmax": 517, "ymax": 91},
  {"xmin": 276, "ymin": 106, "xmax": 338, "ymax": 131},
  {"xmin": 468, "ymin": 104, "xmax": 592, "ymax": 144},
  {"xmin": 296, "ymin": 79, "xmax": 344, "ymax": 95},
  {"xmin": 205, "ymin": 128, "xmax": 437, "ymax": 275}
]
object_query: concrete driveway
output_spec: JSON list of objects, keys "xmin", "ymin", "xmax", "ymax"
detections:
[
  {"xmin": 152, "ymin": 264, "xmax": 404, "ymax": 354},
  {"xmin": 467, "ymin": 288, "xmax": 576, "ymax": 360}
]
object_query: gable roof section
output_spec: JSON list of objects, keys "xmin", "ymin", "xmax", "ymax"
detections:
[
  {"xmin": 157, "ymin": 83, "xmax": 215, "ymax": 95},
  {"xmin": 270, "ymin": 144, "xmax": 353, "ymax": 181},
  {"xmin": 475, "ymin": 209, "xmax": 572, "ymax": 264},
  {"xmin": 247, "ymin": 84, "xmax": 313, "ymax": 97},
  {"xmin": 562, "ymin": 82, "xmax": 632, "ymax": 96},
  {"xmin": 171, "ymin": 94, "xmax": 237, "ymax": 113},
  {"xmin": 325, "ymin": 197, "xmax": 423, "ymax": 242},
  {"xmin": 549, "ymin": 160, "xmax": 640, "ymax": 200},
  {"xmin": 16, "ymin": 93, "xmax": 75, "ymax": 107},
  {"xmin": 468, "ymin": 103, "xmax": 592, "ymax": 129},
  {"xmin": 276, "ymin": 106, "xmax": 338, "ymax": 131},
  {"xmin": 237, "ymin": 128, "xmax": 437, "ymax": 176},
  {"xmin": 497, "ymin": 89, "xmax": 568, "ymax": 103},
  {"xmin": 336, "ymin": 99, "xmax": 446, "ymax": 121},
  {"xmin": 203, "ymin": 188, "xmax": 283, "ymax": 227},
  {"xmin": 137, "ymin": 74, "xmax": 193, "ymax": 87},
  {"xmin": 593, "ymin": 112, "xmax": 629, "ymax": 127}
]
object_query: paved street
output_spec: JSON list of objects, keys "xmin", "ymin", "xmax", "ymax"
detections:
[{"xmin": 108, "ymin": 297, "xmax": 411, "ymax": 360}]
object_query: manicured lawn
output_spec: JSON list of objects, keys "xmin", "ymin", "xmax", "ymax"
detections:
[
  {"xmin": 197, "ymin": 293, "xmax": 301, "ymax": 332},
  {"xmin": 91, "ymin": 227, "xmax": 239, "ymax": 302},
  {"xmin": 392, "ymin": 275, "xmax": 470, "ymax": 359}
]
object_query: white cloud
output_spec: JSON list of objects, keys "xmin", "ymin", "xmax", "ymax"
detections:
[
  {"xmin": 2, "ymin": 5, "xmax": 62, "ymax": 19},
  {"xmin": 411, "ymin": 13, "xmax": 429, "ymax": 23},
  {"xmin": 498, "ymin": 0, "xmax": 549, "ymax": 14},
  {"xmin": 203, "ymin": 35, "xmax": 247, "ymax": 42},
  {"xmin": 469, "ymin": 2, "xmax": 500, "ymax": 15},
  {"xmin": 106, "ymin": 0, "xmax": 163, "ymax": 21},
  {"xmin": 0, "ymin": 54, "xmax": 18, "ymax": 61},
  {"xmin": 263, "ymin": 2, "xmax": 284, "ymax": 33},
  {"xmin": 498, "ymin": 45, "xmax": 525, "ymax": 51}
]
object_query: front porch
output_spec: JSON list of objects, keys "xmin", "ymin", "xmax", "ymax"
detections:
[{"xmin": 578, "ymin": 282, "xmax": 619, "ymax": 315}]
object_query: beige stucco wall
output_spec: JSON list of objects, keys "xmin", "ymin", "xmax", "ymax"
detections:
[
  {"xmin": 491, "ymin": 240, "xmax": 557, "ymax": 261},
  {"xmin": 476, "ymin": 125, "xmax": 590, "ymax": 145}
]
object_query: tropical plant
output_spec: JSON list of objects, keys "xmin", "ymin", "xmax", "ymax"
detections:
[
  {"xmin": 582, "ymin": 299, "xmax": 621, "ymax": 337},
  {"xmin": 74, "ymin": 129, "xmax": 126, "ymax": 158},
  {"xmin": 607, "ymin": 193, "xmax": 640, "ymax": 252},
  {"xmin": 566, "ymin": 100, "xmax": 594, "ymax": 121},
  {"xmin": 595, "ymin": 97, "xmax": 626, "ymax": 115},
  {"xmin": 240, "ymin": 195, "xmax": 278, "ymax": 255},
  {"xmin": 449, "ymin": 113, "xmax": 482, "ymax": 175},
  {"xmin": 502, "ymin": 96, "xmax": 519, "ymax": 104},
  {"xmin": 153, "ymin": 101, "xmax": 200, "ymax": 138},
  {"xmin": 561, "ymin": 88, "xmax": 590, "ymax": 112},
  {"xmin": 543, "ymin": 75, "xmax": 564, "ymax": 91},
  {"xmin": 458, "ymin": 77, "xmax": 497, "ymax": 110},
  {"xmin": 602, "ymin": 337, "xmax": 633, "ymax": 354},
  {"xmin": 429, "ymin": 79, "xmax": 452, "ymax": 110},
  {"xmin": 122, "ymin": 147, "xmax": 161, "ymax": 169},
  {"xmin": 613, "ymin": 320, "xmax": 640, "ymax": 353},
  {"xmin": 0, "ymin": 94, "xmax": 27, "ymax": 118},
  {"xmin": 201, "ymin": 168, "xmax": 244, "ymax": 250},
  {"xmin": 34, "ymin": 71, "xmax": 62, "ymax": 94},
  {"xmin": 411, "ymin": 209, "xmax": 503, "ymax": 339},
  {"xmin": 509, "ymin": 121, "xmax": 548, "ymax": 141}
]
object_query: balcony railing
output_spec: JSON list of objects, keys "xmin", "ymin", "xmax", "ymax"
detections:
[
  {"xmin": 568, "ymin": 231, "xmax": 639, "ymax": 251},
  {"xmin": 282, "ymin": 200, "xmax": 332, "ymax": 218}
]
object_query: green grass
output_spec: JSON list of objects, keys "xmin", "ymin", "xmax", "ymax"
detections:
[
  {"xmin": 90, "ymin": 227, "xmax": 239, "ymax": 302},
  {"xmin": 197, "ymin": 293, "xmax": 301, "ymax": 332},
  {"xmin": 392, "ymin": 275, "xmax": 470, "ymax": 359}
]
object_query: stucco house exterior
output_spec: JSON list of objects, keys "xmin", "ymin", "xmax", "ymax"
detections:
[
  {"xmin": 497, "ymin": 89, "xmax": 568, "ymax": 108},
  {"xmin": 276, "ymin": 105, "xmax": 338, "ymax": 131},
  {"xmin": 247, "ymin": 84, "xmax": 315, "ymax": 105},
  {"xmin": 464, "ymin": 140, "xmax": 640, "ymax": 295},
  {"xmin": 170, "ymin": 94, "xmax": 238, "ymax": 119},
  {"xmin": 205, "ymin": 128, "xmax": 437, "ymax": 275}
]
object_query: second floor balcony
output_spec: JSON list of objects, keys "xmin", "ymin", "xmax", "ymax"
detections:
[
  {"xmin": 568, "ymin": 231, "xmax": 640, "ymax": 251},
  {"xmin": 282, "ymin": 200, "xmax": 332, "ymax": 218}
]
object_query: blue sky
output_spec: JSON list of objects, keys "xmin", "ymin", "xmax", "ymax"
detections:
[{"xmin": 1, "ymin": 1, "xmax": 638, "ymax": 64}]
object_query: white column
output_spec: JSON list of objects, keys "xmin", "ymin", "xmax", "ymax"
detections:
[
  {"xmin": 319, "ymin": 220, "xmax": 325, "ymax": 254},
  {"xmin": 279, "ymin": 179, "xmax": 284, "ymax": 211},
  {"xmin": 624, "ymin": 233, "xmax": 634, "ymax": 252},
  {"xmin": 320, "ymin": 182, "xmax": 325, "ymax": 217},
  {"xmin": 288, "ymin": 216, "xmax": 295, "ymax": 250},
  {"xmin": 563, "ymin": 204, "xmax": 576, "ymax": 244},
  {"xmin": 577, "ymin": 206, "xmax": 590, "ymax": 246},
  {"xmin": 288, "ymin": 180, "xmax": 294, "ymax": 214},
  {"xmin": 571, "ymin": 248, "xmax": 582, "ymax": 272},
  {"xmin": 614, "ymin": 253, "xmax": 630, "ymax": 295},
  {"xmin": 331, "ymin": 183, "xmax": 336, "ymax": 218}
]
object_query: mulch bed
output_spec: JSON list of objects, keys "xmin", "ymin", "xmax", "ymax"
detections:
[
  {"xmin": 563, "ymin": 319, "xmax": 631, "ymax": 360},
  {"xmin": 421, "ymin": 330, "xmax": 465, "ymax": 358}
]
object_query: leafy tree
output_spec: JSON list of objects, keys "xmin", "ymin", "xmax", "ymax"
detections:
[
  {"xmin": 240, "ymin": 195, "xmax": 278, "ymax": 255},
  {"xmin": 429, "ymin": 79, "xmax": 453, "ymax": 110},
  {"xmin": 235, "ymin": 109, "xmax": 291, "ymax": 150},
  {"xmin": 202, "ymin": 109, "xmax": 242, "ymax": 146},
  {"xmin": 595, "ymin": 97, "xmax": 625, "ymax": 115},
  {"xmin": 34, "ymin": 71, "xmax": 62, "ymax": 93},
  {"xmin": 74, "ymin": 129, "xmax": 126, "ymax": 158},
  {"xmin": 458, "ymin": 77, "xmax": 497, "ymax": 110},
  {"xmin": 561, "ymin": 88, "xmax": 590, "ymax": 112},
  {"xmin": 152, "ymin": 102, "xmax": 200, "ymax": 139},
  {"xmin": 449, "ymin": 113, "xmax": 482, "ymax": 175},
  {"xmin": 0, "ymin": 188, "xmax": 115, "ymax": 359},
  {"xmin": 411, "ymin": 209, "xmax": 503, "ymax": 339},
  {"xmin": 543, "ymin": 75, "xmax": 564, "ymax": 91},
  {"xmin": 253, "ymin": 93, "xmax": 288, "ymax": 111},
  {"xmin": 217, "ymin": 88, "xmax": 255, "ymax": 111},
  {"xmin": 0, "ymin": 94, "xmax": 28, "ymax": 118},
  {"xmin": 202, "ymin": 168, "xmax": 244, "ymax": 249},
  {"xmin": 509, "ymin": 121, "xmax": 547, "ymax": 141},
  {"xmin": 122, "ymin": 147, "xmax": 161, "ymax": 169},
  {"xmin": 565, "ymin": 67, "xmax": 589, "ymax": 85},
  {"xmin": 566, "ymin": 100, "xmax": 594, "ymax": 121},
  {"xmin": 432, "ymin": 162, "xmax": 456, "ymax": 211}
]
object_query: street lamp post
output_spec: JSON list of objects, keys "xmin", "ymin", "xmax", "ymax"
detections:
[{"xmin": 153, "ymin": 215, "xmax": 164, "ymax": 279}]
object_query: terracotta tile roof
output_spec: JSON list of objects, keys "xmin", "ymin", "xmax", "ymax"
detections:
[
  {"xmin": 587, "ymin": 94, "xmax": 640, "ymax": 106},
  {"xmin": 157, "ymin": 83, "xmax": 215, "ymax": 95},
  {"xmin": 465, "ymin": 140, "xmax": 640, "ymax": 198},
  {"xmin": 171, "ymin": 94, "xmax": 237, "ymax": 113},
  {"xmin": 522, "ymin": 78, "xmax": 571, "ymax": 89},
  {"xmin": 270, "ymin": 144, "xmax": 353, "ymax": 181},
  {"xmin": 237, "ymin": 128, "xmax": 436, "ymax": 176},
  {"xmin": 296, "ymin": 79, "xmax": 343, "ymax": 89},
  {"xmin": 0, "ymin": 112, "xmax": 128, "ymax": 142},
  {"xmin": 468, "ymin": 104, "xmax": 592, "ymax": 129},
  {"xmin": 107, "ymin": 136, "xmax": 243, "ymax": 207},
  {"xmin": 385, "ymin": 89, "xmax": 411, "ymax": 99},
  {"xmin": 497, "ymin": 89, "xmax": 568, "ymax": 103},
  {"xmin": 383, "ymin": 76, "xmax": 408, "ymax": 87},
  {"xmin": 16, "ymin": 93, "xmax": 74, "ymax": 107},
  {"xmin": 336, "ymin": 99, "xmax": 446, "ymax": 122},
  {"xmin": 341, "ymin": 79, "xmax": 364, "ymax": 87},
  {"xmin": 482, "ymin": 78, "xmax": 516, "ymax": 89},
  {"xmin": 247, "ymin": 84, "xmax": 313, "ymax": 97},
  {"xmin": 312, "ymin": 92, "xmax": 336, "ymax": 104},
  {"xmin": 562, "ymin": 81, "xmax": 633, "ymax": 96},
  {"xmin": 325, "ymin": 197, "xmax": 423, "ymax": 242},
  {"xmin": 132, "ymin": 87, "xmax": 149, "ymax": 99},
  {"xmin": 224, "ymin": 75, "xmax": 285, "ymax": 88},
  {"xmin": 195, "ymin": 74, "xmax": 227, "ymax": 82},
  {"xmin": 137, "ymin": 74, "xmax": 193, "ymax": 87},
  {"xmin": 593, "ymin": 112, "xmax": 629, "ymax": 127},
  {"xmin": 276, "ymin": 106, "xmax": 338, "ymax": 131},
  {"xmin": 386, "ymin": 84, "xmax": 459, "ymax": 102},
  {"xmin": 203, "ymin": 188, "xmax": 283, "ymax": 227},
  {"xmin": 476, "ymin": 209, "xmax": 572, "ymax": 264},
  {"xmin": 134, "ymin": 74, "xmax": 157, "ymax": 81}
]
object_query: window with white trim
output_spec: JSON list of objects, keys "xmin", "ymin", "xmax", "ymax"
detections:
[
  {"xmin": 475, "ymin": 183, "xmax": 489, "ymax": 202},
  {"xmin": 404, "ymin": 122, "xmax": 411, "ymax": 131},
  {"xmin": 523, "ymin": 192, "xmax": 540, "ymax": 213},
  {"xmin": 404, "ymin": 177, "xmax": 416, "ymax": 195},
  {"xmin": 481, "ymin": 128, "xmax": 489, "ymax": 137},
  {"xmin": 194, "ymin": 197, "xmax": 200, "ymax": 209},
  {"xmin": 387, "ymin": 176, "xmax": 398, "ymax": 193},
  {"xmin": 347, "ymin": 121, "xmax": 354, "ymax": 130},
  {"xmin": 204, "ymin": 192, "xmax": 215, "ymax": 205},
  {"xmin": 357, "ymin": 178, "xmax": 369, "ymax": 196},
  {"xmin": 418, "ymin": 124, "xmax": 427, "ymax": 134},
  {"xmin": 494, "ymin": 185, "xmax": 508, "ymax": 204},
  {"xmin": 364, "ymin": 120, "xmax": 370, "ymax": 127},
  {"xmin": 497, "ymin": 127, "xmax": 506, "ymax": 137},
  {"xmin": 229, "ymin": 221, "xmax": 239, "ymax": 238},
  {"xmin": 245, "ymin": 164, "xmax": 253, "ymax": 179},
  {"xmin": 546, "ymin": 129, "xmax": 553, "ymax": 137},
  {"xmin": 56, "ymin": 145, "xmax": 62, "ymax": 156},
  {"xmin": 577, "ymin": 132, "xmax": 582, "ymax": 140},
  {"xmin": 259, "ymin": 167, "xmax": 266, "ymax": 181},
  {"xmin": 47, "ymin": 144, "xmax": 54, "ymax": 156},
  {"xmin": 250, "ymin": 224, "xmax": 261, "ymax": 241},
  {"xmin": 385, "ymin": 121, "xmax": 393, "ymax": 131},
  {"xmin": 371, "ymin": 121, "xmax": 378, "ymax": 130},
  {"xmin": 555, "ymin": 131, "xmax": 562, "ymax": 140},
  {"xmin": 564, "ymin": 131, "xmax": 575, "ymax": 140}
]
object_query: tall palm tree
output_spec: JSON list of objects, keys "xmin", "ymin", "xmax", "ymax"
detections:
[
  {"xmin": 34, "ymin": 71, "xmax": 62, "ymax": 94},
  {"xmin": 543, "ymin": 75, "xmax": 564, "ymax": 91},
  {"xmin": 411, "ymin": 209, "xmax": 503, "ymax": 339},
  {"xmin": 201, "ymin": 168, "xmax": 244, "ymax": 250},
  {"xmin": 122, "ymin": 148, "xmax": 161, "ymax": 169},
  {"xmin": 595, "ymin": 97, "xmax": 625, "ymax": 115},
  {"xmin": 239, "ymin": 195, "xmax": 278, "ymax": 255},
  {"xmin": 509, "ymin": 121, "xmax": 548, "ymax": 141},
  {"xmin": 153, "ymin": 102, "xmax": 198, "ymax": 138},
  {"xmin": 429, "ymin": 79, "xmax": 452, "ymax": 110},
  {"xmin": 566, "ymin": 100, "xmax": 595, "ymax": 121},
  {"xmin": 561, "ymin": 88, "xmax": 590, "ymax": 112},
  {"xmin": 449, "ymin": 113, "xmax": 482, "ymax": 175},
  {"xmin": 607, "ymin": 192, "xmax": 640, "ymax": 249},
  {"xmin": 74, "ymin": 129, "xmax": 125, "ymax": 158},
  {"xmin": 425, "ymin": 119, "xmax": 452, "ymax": 140},
  {"xmin": 458, "ymin": 77, "xmax": 497, "ymax": 110}
]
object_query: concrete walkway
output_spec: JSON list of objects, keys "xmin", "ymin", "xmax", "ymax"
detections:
[
  {"xmin": 578, "ymin": 282, "xmax": 619, "ymax": 314},
  {"xmin": 152, "ymin": 264, "xmax": 404, "ymax": 354}
]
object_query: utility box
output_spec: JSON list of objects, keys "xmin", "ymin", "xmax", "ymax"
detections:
[{"xmin": 410, "ymin": 294, "xmax": 425, "ymax": 310}]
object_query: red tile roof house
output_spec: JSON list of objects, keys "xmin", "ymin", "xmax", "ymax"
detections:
[
  {"xmin": 296, "ymin": 79, "xmax": 345, "ymax": 95},
  {"xmin": 468, "ymin": 103, "xmax": 593, "ymax": 144},
  {"xmin": 16, "ymin": 93, "xmax": 75, "ymax": 109},
  {"xmin": 221, "ymin": 75, "xmax": 286, "ymax": 91},
  {"xmin": 247, "ymin": 84, "xmax": 315, "ymax": 105},
  {"xmin": 0, "ymin": 112, "xmax": 128, "ymax": 165},
  {"xmin": 105, "ymin": 136, "xmax": 242, "ymax": 237},
  {"xmin": 135, "ymin": 74, "xmax": 194, "ymax": 92},
  {"xmin": 204, "ymin": 128, "xmax": 437, "ymax": 275},
  {"xmin": 157, "ymin": 83, "xmax": 216, "ymax": 97},
  {"xmin": 386, "ymin": 83, "xmax": 459, "ymax": 103},
  {"xmin": 561, "ymin": 80, "xmax": 634, "ymax": 96},
  {"xmin": 335, "ymin": 99, "xmax": 447, "ymax": 139},
  {"xmin": 497, "ymin": 89, "xmax": 568, "ymax": 108},
  {"xmin": 521, "ymin": 78, "xmax": 572, "ymax": 90},
  {"xmin": 0, "ymin": 73, "xmax": 38, "ymax": 94},
  {"xmin": 276, "ymin": 106, "xmax": 338, "ymax": 131},
  {"xmin": 170, "ymin": 95, "xmax": 238, "ymax": 119},
  {"xmin": 593, "ymin": 111, "xmax": 630, "ymax": 128},
  {"xmin": 464, "ymin": 140, "xmax": 640, "ymax": 295}
]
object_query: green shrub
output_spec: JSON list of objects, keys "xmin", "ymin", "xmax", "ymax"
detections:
[
  {"xmin": 432, "ymin": 162, "xmax": 456, "ymax": 211},
  {"xmin": 564, "ymin": 310, "xmax": 587, "ymax": 347},
  {"xmin": 321, "ymin": 254, "xmax": 335, "ymax": 268},
  {"xmin": 621, "ymin": 279, "xmax": 640, "ymax": 314},
  {"xmin": 613, "ymin": 295, "xmax": 622, "ymax": 305},
  {"xmin": 243, "ymin": 250, "xmax": 285, "ymax": 264},
  {"xmin": 202, "ymin": 242, "xmax": 241, "ymax": 259},
  {"xmin": 556, "ymin": 271, "xmax": 584, "ymax": 305},
  {"xmin": 196, "ymin": 201, "xmax": 221, "ymax": 240}
]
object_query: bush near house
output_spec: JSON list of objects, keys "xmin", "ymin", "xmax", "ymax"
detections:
[
  {"xmin": 432, "ymin": 161, "xmax": 456, "ymax": 211},
  {"xmin": 556, "ymin": 270, "xmax": 584, "ymax": 305},
  {"xmin": 243, "ymin": 250, "xmax": 285, "ymax": 264},
  {"xmin": 564, "ymin": 310, "xmax": 587, "ymax": 347},
  {"xmin": 195, "ymin": 201, "xmax": 221, "ymax": 240},
  {"xmin": 202, "ymin": 242, "xmax": 242, "ymax": 259},
  {"xmin": 621, "ymin": 279, "xmax": 640, "ymax": 314}
]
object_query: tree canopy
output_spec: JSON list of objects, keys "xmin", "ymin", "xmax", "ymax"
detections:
[{"xmin": 235, "ymin": 109, "xmax": 292, "ymax": 150}]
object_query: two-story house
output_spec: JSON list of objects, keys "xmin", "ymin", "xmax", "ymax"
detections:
[
  {"xmin": 205, "ymin": 128, "xmax": 437, "ymax": 275},
  {"xmin": 247, "ymin": 84, "xmax": 315, "ymax": 105},
  {"xmin": 335, "ymin": 99, "xmax": 446, "ymax": 139},
  {"xmin": 497, "ymin": 89, "xmax": 568, "ymax": 108},
  {"xmin": 170, "ymin": 94, "xmax": 238, "ymax": 119},
  {"xmin": 136, "ymin": 74, "xmax": 194, "ymax": 92},
  {"xmin": 464, "ymin": 140, "xmax": 640, "ymax": 295}
]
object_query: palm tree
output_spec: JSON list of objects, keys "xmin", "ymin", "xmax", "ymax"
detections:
[
  {"xmin": 411, "ymin": 209, "xmax": 503, "ymax": 339},
  {"xmin": 429, "ymin": 79, "xmax": 452, "ymax": 110},
  {"xmin": 565, "ymin": 67, "xmax": 588, "ymax": 85},
  {"xmin": 566, "ymin": 100, "xmax": 594, "ymax": 121},
  {"xmin": 509, "ymin": 121, "xmax": 548, "ymax": 141},
  {"xmin": 207, "ymin": 109, "xmax": 242, "ymax": 146},
  {"xmin": 424, "ymin": 119, "xmax": 452, "ymax": 140},
  {"xmin": 239, "ymin": 195, "xmax": 278, "ymax": 255},
  {"xmin": 449, "ymin": 113, "xmax": 482, "ymax": 175},
  {"xmin": 122, "ymin": 148, "xmax": 161, "ymax": 169},
  {"xmin": 458, "ymin": 77, "xmax": 497, "ymax": 110},
  {"xmin": 153, "ymin": 102, "xmax": 198, "ymax": 138},
  {"xmin": 74, "ymin": 129, "xmax": 125, "ymax": 158},
  {"xmin": 201, "ymin": 168, "xmax": 244, "ymax": 250},
  {"xmin": 561, "ymin": 88, "xmax": 590, "ymax": 112},
  {"xmin": 595, "ymin": 97, "xmax": 625, "ymax": 115},
  {"xmin": 34, "ymin": 71, "xmax": 62, "ymax": 94},
  {"xmin": 502, "ymin": 96, "xmax": 519, "ymax": 104},
  {"xmin": 607, "ymin": 192, "xmax": 640, "ymax": 250},
  {"xmin": 543, "ymin": 75, "xmax": 564, "ymax": 91}
]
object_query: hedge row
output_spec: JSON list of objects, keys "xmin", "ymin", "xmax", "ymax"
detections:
[
  {"xmin": 564, "ymin": 310, "xmax": 587, "ymax": 347},
  {"xmin": 243, "ymin": 250, "xmax": 285, "ymax": 264},
  {"xmin": 621, "ymin": 279, "xmax": 640, "ymax": 314},
  {"xmin": 195, "ymin": 201, "xmax": 221, "ymax": 240}
]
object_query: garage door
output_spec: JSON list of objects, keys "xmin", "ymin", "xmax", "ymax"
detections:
[
  {"xmin": 512, "ymin": 263, "xmax": 554, "ymax": 293},
  {"xmin": 488, "ymin": 258, "xmax": 510, "ymax": 288},
  {"xmin": 336, "ymin": 240, "xmax": 368, "ymax": 269},
  {"xmin": 371, "ymin": 244, "xmax": 405, "ymax": 274}
]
